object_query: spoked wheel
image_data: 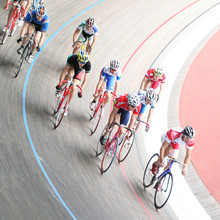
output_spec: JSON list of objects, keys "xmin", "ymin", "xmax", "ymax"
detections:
[
  {"xmin": 118, "ymin": 132, "xmax": 135, "ymax": 163},
  {"xmin": 1, "ymin": 18, "xmax": 13, "ymax": 45},
  {"xmin": 143, "ymin": 153, "xmax": 159, "ymax": 187},
  {"xmin": 54, "ymin": 94, "xmax": 69, "ymax": 129},
  {"xmin": 54, "ymin": 89, "xmax": 65, "ymax": 115},
  {"xmin": 118, "ymin": 131, "xmax": 126, "ymax": 146},
  {"xmin": 91, "ymin": 103, "xmax": 103, "ymax": 135},
  {"xmin": 15, "ymin": 43, "xmax": 29, "ymax": 78},
  {"xmin": 154, "ymin": 172, "xmax": 173, "ymax": 209},
  {"xmin": 96, "ymin": 124, "xmax": 109, "ymax": 156},
  {"xmin": 101, "ymin": 136, "xmax": 118, "ymax": 173}
]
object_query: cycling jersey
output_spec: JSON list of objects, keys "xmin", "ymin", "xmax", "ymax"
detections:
[
  {"xmin": 138, "ymin": 91, "xmax": 156, "ymax": 114},
  {"xmin": 77, "ymin": 21, "xmax": 99, "ymax": 38},
  {"xmin": 145, "ymin": 69, "xmax": 166, "ymax": 89},
  {"xmin": 25, "ymin": 10, "xmax": 49, "ymax": 32},
  {"xmin": 114, "ymin": 94, "xmax": 141, "ymax": 115},
  {"xmin": 100, "ymin": 65, "xmax": 121, "ymax": 91},
  {"xmin": 66, "ymin": 54, "xmax": 91, "ymax": 80},
  {"xmin": 164, "ymin": 127, "xmax": 194, "ymax": 150}
]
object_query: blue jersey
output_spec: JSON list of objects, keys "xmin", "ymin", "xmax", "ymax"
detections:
[{"xmin": 25, "ymin": 10, "xmax": 49, "ymax": 32}]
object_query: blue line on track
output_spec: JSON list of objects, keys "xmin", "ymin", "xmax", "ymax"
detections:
[{"xmin": 22, "ymin": 1, "xmax": 104, "ymax": 219}]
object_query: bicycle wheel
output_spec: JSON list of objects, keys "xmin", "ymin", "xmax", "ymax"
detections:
[
  {"xmin": 91, "ymin": 102, "xmax": 103, "ymax": 135},
  {"xmin": 15, "ymin": 42, "xmax": 30, "ymax": 78},
  {"xmin": 154, "ymin": 172, "xmax": 173, "ymax": 209},
  {"xmin": 1, "ymin": 17, "xmax": 13, "ymax": 44},
  {"xmin": 143, "ymin": 153, "xmax": 159, "ymax": 187},
  {"xmin": 118, "ymin": 131, "xmax": 126, "ymax": 146},
  {"xmin": 54, "ymin": 94, "xmax": 69, "ymax": 129},
  {"xmin": 96, "ymin": 124, "xmax": 109, "ymax": 156},
  {"xmin": 101, "ymin": 136, "xmax": 118, "ymax": 173},
  {"xmin": 118, "ymin": 132, "xmax": 135, "ymax": 163},
  {"xmin": 54, "ymin": 88, "xmax": 66, "ymax": 114}
]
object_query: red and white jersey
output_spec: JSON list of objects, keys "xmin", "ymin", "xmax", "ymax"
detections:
[
  {"xmin": 145, "ymin": 69, "xmax": 166, "ymax": 89},
  {"xmin": 165, "ymin": 127, "xmax": 194, "ymax": 150},
  {"xmin": 114, "ymin": 94, "xmax": 141, "ymax": 115}
]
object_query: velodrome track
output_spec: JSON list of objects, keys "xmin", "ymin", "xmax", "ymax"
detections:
[{"xmin": 0, "ymin": 0, "xmax": 219, "ymax": 219}]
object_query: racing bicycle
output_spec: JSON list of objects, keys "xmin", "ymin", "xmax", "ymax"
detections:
[
  {"xmin": 1, "ymin": 3, "xmax": 25, "ymax": 45},
  {"xmin": 54, "ymin": 79, "xmax": 82, "ymax": 129},
  {"xmin": 96, "ymin": 122, "xmax": 132, "ymax": 173},
  {"xmin": 143, "ymin": 153, "xmax": 186, "ymax": 209},
  {"xmin": 90, "ymin": 89, "xmax": 116, "ymax": 135},
  {"xmin": 15, "ymin": 33, "xmax": 39, "ymax": 78}
]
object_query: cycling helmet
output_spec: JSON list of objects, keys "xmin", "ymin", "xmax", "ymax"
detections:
[
  {"xmin": 110, "ymin": 58, "xmax": 120, "ymax": 70},
  {"xmin": 127, "ymin": 92, "xmax": 140, "ymax": 107},
  {"xmin": 77, "ymin": 50, "xmax": 89, "ymax": 63},
  {"xmin": 145, "ymin": 88, "xmax": 157, "ymax": 102},
  {"xmin": 36, "ymin": 5, "xmax": 46, "ymax": 17},
  {"xmin": 182, "ymin": 126, "xmax": 195, "ymax": 138},
  {"xmin": 86, "ymin": 17, "xmax": 95, "ymax": 27},
  {"xmin": 154, "ymin": 67, "xmax": 163, "ymax": 77}
]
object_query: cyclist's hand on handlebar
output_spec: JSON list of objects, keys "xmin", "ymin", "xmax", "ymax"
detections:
[
  {"xmin": 145, "ymin": 123, "xmax": 150, "ymax": 132},
  {"xmin": 78, "ymin": 91, "xmax": 83, "ymax": 98},
  {"xmin": 36, "ymin": 46, "xmax": 40, "ymax": 52},
  {"xmin": 182, "ymin": 165, "xmax": 187, "ymax": 175},
  {"xmin": 156, "ymin": 94, "xmax": 160, "ymax": 103}
]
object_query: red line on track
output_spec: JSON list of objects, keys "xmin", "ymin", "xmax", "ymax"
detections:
[{"xmin": 119, "ymin": 0, "xmax": 200, "ymax": 218}]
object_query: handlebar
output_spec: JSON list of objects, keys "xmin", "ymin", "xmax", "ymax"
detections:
[
  {"xmin": 136, "ymin": 117, "xmax": 148, "ymax": 126},
  {"xmin": 58, "ymin": 80, "xmax": 83, "ymax": 95},
  {"xmin": 21, "ymin": 35, "xmax": 39, "ymax": 47},
  {"xmin": 167, "ymin": 157, "xmax": 187, "ymax": 172},
  {"xmin": 9, "ymin": 3, "xmax": 25, "ymax": 13},
  {"xmin": 109, "ymin": 122, "xmax": 133, "ymax": 138},
  {"xmin": 95, "ymin": 89, "xmax": 117, "ymax": 98}
]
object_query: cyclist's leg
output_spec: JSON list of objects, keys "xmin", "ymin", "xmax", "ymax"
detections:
[
  {"xmin": 73, "ymin": 34, "xmax": 85, "ymax": 54},
  {"xmin": 4, "ymin": 0, "xmax": 11, "ymax": 10},
  {"xmin": 6, "ymin": 0, "xmax": 18, "ymax": 24},
  {"xmin": 22, "ymin": 23, "xmax": 34, "ymax": 45},
  {"xmin": 21, "ymin": 0, "xmax": 30, "ymax": 17},
  {"xmin": 31, "ymin": 30, "xmax": 41, "ymax": 53}
]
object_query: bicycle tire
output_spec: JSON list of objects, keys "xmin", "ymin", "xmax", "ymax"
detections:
[
  {"xmin": 101, "ymin": 136, "xmax": 118, "ymax": 173},
  {"xmin": 15, "ymin": 42, "xmax": 30, "ymax": 77},
  {"xmin": 143, "ymin": 153, "xmax": 159, "ymax": 187},
  {"xmin": 1, "ymin": 17, "xmax": 13, "ymax": 44},
  {"xmin": 54, "ymin": 88, "xmax": 66, "ymax": 114},
  {"xmin": 154, "ymin": 172, "xmax": 173, "ymax": 209},
  {"xmin": 54, "ymin": 94, "xmax": 69, "ymax": 128},
  {"xmin": 96, "ymin": 124, "xmax": 109, "ymax": 156},
  {"xmin": 118, "ymin": 131, "xmax": 126, "ymax": 146},
  {"xmin": 118, "ymin": 132, "xmax": 135, "ymax": 163},
  {"xmin": 91, "ymin": 102, "xmax": 103, "ymax": 135}
]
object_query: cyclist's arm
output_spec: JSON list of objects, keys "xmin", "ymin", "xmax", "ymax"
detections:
[
  {"xmin": 140, "ymin": 76, "xmax": 147, "ymax": 90},
  {"xmin": 114, "ymin": 81, "xmax": 119, "ymax": 95},
  {"xmin": 94, "ymin": 77, "xmax": 104, "ymax": 94},
  {"xmin": 90, "ymin": 34, "xmax": 98, "ymax": 49},
  {"xmin": 59, "ymin": 64, "xmax": 70, "ymax": 83},
  {"xmin": 24, "ymin": 0, "xmax": 31, "ymax": 16},
  {"xmin": 73, "ymin": 28, "xmax": 81, "ymax": 45},
  {"xmin": 128, "ymin": 113, "xmax": 138, "ymax": 130},
  {"xmin": 80, "ymin": 72, "xmax": 89, "ymax": 91},
  {"xmin": 158, "ymin": 82, "xmax": 165, "ymax": 97},
  {"xmin": 38, "ymin": 31, "xmax": 46, "ymax": 47},
  {"xmin": 182, "ymin": 148, "xmax": 192, "ymax": 175},
  {"xmin": 107, "ymin": 106, "xmax": 119, "ymax": 127},
  {"xmin": 146, "ymin": 107, "xmax": 155, "ymax": 125}
]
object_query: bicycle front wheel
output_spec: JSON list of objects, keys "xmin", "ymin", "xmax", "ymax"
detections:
[
  {"xmin": 143, "ymin": 153, "xmax": 159, "ymax": 187},
  {"xmin": 154, "ymin": 172, "xmax": 173, "ymax": 209},
  {"xmin": 54, "ymin": 94, "xmax": 69, "ymax": 128},
  {"xmin": 91, "ymin": 103, "xmax": 103, "ymax": 135},
  {"xmin": 118, "ymin": 133, "xmax": 135, "ymax": 163},
  {"xmin": 1, "ymin": 17, "xmax": 13, "ymax": 44},
  {"xmin": 96, "ymin": 124, "xmax": 109, "ymax": 156},
  {"xmin": 101, "ymin": 136, "xmax": 118, "ymax": 173}
]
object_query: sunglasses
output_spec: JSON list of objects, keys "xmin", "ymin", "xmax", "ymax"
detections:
[
  {"xmin": 183, "ymin": 134, "xmax": 191, "ymax": 140},
  {"xmin": 78, "ymin": 60, "xmax": 86, "ymax": 64}
]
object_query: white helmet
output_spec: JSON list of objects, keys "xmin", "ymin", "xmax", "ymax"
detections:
[
  {"xmin": 110, "ymin": 58, "xmax": 120, "ymax": 70},
  {"xmin": 145, "ymin": 88, "xmax": 157, "ymax": 102},
  {"xmin": 127, "ymin": 92, "xmax": 140, "ymax": 107}
]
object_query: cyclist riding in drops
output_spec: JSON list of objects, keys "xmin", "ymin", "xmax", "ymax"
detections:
[
  {"xmin": 17, "ymin": 5, "xmax": 49, "ymax": 63},
  {"xmin": 152, "ymin": 126, "xmax": 196, "ymax": 175},
  {"xmin": 139, "ymin": 67, "xmax": 166, "ymax": 102},
  {"xmin": 100, "ymin": 92, "xmax": 141, "ymax": 146},
  {"xmin": 55, "ymin": 50, "xmax": 91, "ymax": 116},
  {"xmin": 3, "ymin": 0, "xmax": 31, "ymax": 29},
  {"xmin": 89, "ymin": 58, "xmax": 121, "ymax": 113},
  {"xmin": 72, "ymin": 17, "xmax": 99, "ymax": 55},
  {"xmin": 136, "ymin": 88, "xmax": 157, "ymax": 132}
]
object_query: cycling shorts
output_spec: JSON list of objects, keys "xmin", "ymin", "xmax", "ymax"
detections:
[
  {"xmin": 77, "ymin": 32, "xmax": 94, "ymax": 43},
  {"xmin": 73, "ymin": 70, "xmax": 84, "ymax": 81},
  {"xmin": 30, "ymin": 21, "xmax": 44, "ymax": 32},
  {"xmin": 103, "ymin": 74, "xmax": 116, "ymax": 92},
  {"xmin": 117, "ymin": 108, "xmax": 130, "ymax": 126},
  {"xmin": 14, "ymin": 0, "xmax": 27, "ymax": 3}
]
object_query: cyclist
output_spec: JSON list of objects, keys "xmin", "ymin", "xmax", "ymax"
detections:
[
  {"xmin": 3, "ymin": 0, "xmax": 30, "ymax": 28},
  {"xmin": 136, "ymin": 88, "xmax": 157, "ymax": 132},
  {"xmin": 55, "ymin": 50, "xmax": 91, "ymax": 116},
  {"xmin": 100, "ymin": 92, "xmax": 141, "ymax": 146},
  {"xmin": 152, "ymin": 126, "xmax": 195, "ymax": 176},
  {"xmin": 89, "ymin": 58, "xmax": 121, "ymax": 113},
  {"xmin": 16, "ymin": 5, "xmax": 49, "ymax": 63},
  {"xmin": 139, "ymin": 67, "xmax": 166, "ymax": 102},
  {"xmin": 72, "ymin": 17, "xmax": 99, "ymax": 55}
]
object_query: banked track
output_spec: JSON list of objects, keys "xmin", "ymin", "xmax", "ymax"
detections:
[{"xmin": 0, "ymin": 0, "xmax": 219, "ymax": 219}]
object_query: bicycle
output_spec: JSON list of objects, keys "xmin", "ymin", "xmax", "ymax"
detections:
[
  {"xmin": 1, "ymin": 3, "xmax": 25, "ymax": 45},
  {"xmin": 90, "ymin": 89, "xmax": 117, "ymax": 135},
  {"xmin": 54, "ymin": 79, "xmax": 82, "ymax": 129},
  {"xmin": 15, "ymin": 33, "xmax": 39, "ymax": 78},
  {"xmin": 96, "ymin": 122, "xmax": 132, "ymax": 173},
  {"xmin": 143, "ymin": 153, "xmax": 186, "ymax": 209},
  {"xmin": 73, "ymin": 40, "xmax": 92, "ymax": 54},
  {"xmin": 117, "ymin": 117, "xmax": 148, "ymax": 162}
]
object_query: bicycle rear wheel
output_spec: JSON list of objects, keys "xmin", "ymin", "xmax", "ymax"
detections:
[
  {"xmin": 143, "ymin": 153, "xmax": 159, "ymax": 187},
  {"xmin": 1, "ymin": 17, "xmax": 13, "ymax": 44},
  {"xmin": 154, "ymin": 172, "xmax": 173, "ymax": 209},
  {"xmin": 101, "ymin": 136, "xmax": 118, "ymax": 173},
  {"xmin": 54, "ymin": 94, "xmax": 69, "ymax": 129},
  {"xmin": 118, "ymin": 132, "xmax": 135, "ymax": 163},
  {"xmin": 91, "ymin": 102, "xmax": 103, "ymax": 135},
  {"xmin": 15, "ymin": 42, "xmax": 30, "ymax": 78}
]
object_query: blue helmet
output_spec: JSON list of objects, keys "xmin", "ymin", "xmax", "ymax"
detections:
[{"xmin": 36, "ymin": 5, "xmax": 46, "ymax": 17}]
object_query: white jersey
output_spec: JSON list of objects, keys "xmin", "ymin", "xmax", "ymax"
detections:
[{"xmin": 138, "ymin": 92, "xmax": 156, "ymax": 108}]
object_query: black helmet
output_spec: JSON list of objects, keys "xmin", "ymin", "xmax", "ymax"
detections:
[{"xmin": 182, "ymin": 126, "xmax": 195, "ymax": 138}]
